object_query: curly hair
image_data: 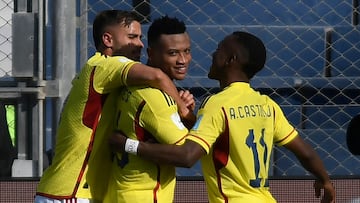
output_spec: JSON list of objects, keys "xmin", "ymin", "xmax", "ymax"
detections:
[{"xmin": 147, "ymin": 15, "xmax": 186, "ymax": 48}]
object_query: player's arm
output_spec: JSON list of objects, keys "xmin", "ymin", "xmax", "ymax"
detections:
[
  {"xmin": 126, "ymin": 63, "xmax": 195, "ymax": 123},
  {"xmin": 109, "ymin": 131, "xmax": 205, "ymax": 168},
  {"xmin": 283, "ymin": 136, "xmax": 335, "ymax": 203}
]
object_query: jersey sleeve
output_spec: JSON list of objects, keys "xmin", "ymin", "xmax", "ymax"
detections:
[
  {"xmin": 93, "ymin": 56, "xmax": 139, "ymax": 94},
  {"xmin": 187, "ymin": 96, "xmax": 224, "ymax": 154},
  {"xmin": 271, "ymin": 99, "xmax": 298, "ymax": 146},
  {"xmin": 140, "ymin": 89, "xmax": 188, "ymax": 144}
]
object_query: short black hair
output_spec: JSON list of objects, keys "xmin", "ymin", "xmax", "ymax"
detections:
[
  {"xmin": 232, "ymin": 31, "xmax": 266, "ymax": 79},
  {"xmin": 147, "ymin": 15, "xmax": 186, "ymax": 48},
  {"xmin": 92, "ymin": 10, "xmax": 141, "ymax": 50}
]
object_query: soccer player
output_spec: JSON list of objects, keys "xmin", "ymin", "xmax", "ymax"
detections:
[
  {"xmin": 102, "ymin": 16, "xmax": 193, "ymax": 203},
  {"xmin": 111, "ymin": 31, "xmax": 336, "ymax": 203},
  {"xmin": 34, "ymin": 10, "xmax": 191, "ymax": 203}
]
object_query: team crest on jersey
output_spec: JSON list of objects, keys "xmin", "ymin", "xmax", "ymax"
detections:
[{"xmin": 170, "ymin": 112, "xmax": 186, "ymax": 130}]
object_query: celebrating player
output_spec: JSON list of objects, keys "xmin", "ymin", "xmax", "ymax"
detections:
[
  {"xmin": 111, "ymin": 31, "xmax": 336, "ymax": 203},
  {"xmin": 34, "ymin": 10, "xmax": 191, "ymax": 203},
  {"xmin": 103, "ymin": 15, "xmax": 193, "ymax": 203}
]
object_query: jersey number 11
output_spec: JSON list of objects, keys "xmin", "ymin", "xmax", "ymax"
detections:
[{"xmin": 246, "ymin": 128, "xmax": 269, "ymax": 188}]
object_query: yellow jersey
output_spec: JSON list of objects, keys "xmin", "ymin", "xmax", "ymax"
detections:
[
  {"xmin": 187, "ymin": 82, "xmax": 298, "ymax": 203},
  {"xmin": 86, "ymin": 91, "xmax": 119, "ymax": 202},
  {"xmin": 36, "ymin": 52, "xmax": 138, "ymax": 200},
  {"xmin": 103, "ymin": 86, "xmax": 188, "ymax": 203}
]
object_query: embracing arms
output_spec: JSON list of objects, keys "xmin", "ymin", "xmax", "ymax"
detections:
[
  {"xmin": 126, "ymin": 63, "xmax": 196, "ymax": 126},
  {"xmin": 109, "ymin": 132, "xmax": 205, "ymax": 168}
]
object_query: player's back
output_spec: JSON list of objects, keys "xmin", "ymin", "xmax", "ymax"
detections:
[
  {"xmin": 200, "ymin": 82, "xmax": 276, "ymax": 202},
  {"xmin": 196, "ymin": 82, "xmax": 297, "ymax": 202}
]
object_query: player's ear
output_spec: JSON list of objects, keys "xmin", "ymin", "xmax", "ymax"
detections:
[
  {"xmin": 224, "ymin": 54, "xmax": 236, "ymax": 66},
  {"xmin": 229, "ymin": 54, "xmax": 237, "ymax": 63},
  {"xmin": 102, "ymin": 32, "xmax": 112, "ymax": 48}
]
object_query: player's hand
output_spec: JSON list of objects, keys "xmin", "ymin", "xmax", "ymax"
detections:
[
  {"xmin": 178, "ymin": 90, "xmax": 196, "ymax": 129},
  {"xmin": 178, "ymin": 106, "xmax": 196, "ymax": 129},
  {"xmin": 109, "ymin": 130, "xmax": 128, "ymax": 153},
  {"xmin": 314, "ymin": 179, "xmax": 335, "ymax": 203},
  {"xmin": 179, "ymin": 90, "xmax": 195, "ymax": 111}
]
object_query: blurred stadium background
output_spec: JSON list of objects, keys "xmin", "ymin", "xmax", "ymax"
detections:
[{"xmin": 0, "ymin": 0, "xmax": 360, "ymax": 202}]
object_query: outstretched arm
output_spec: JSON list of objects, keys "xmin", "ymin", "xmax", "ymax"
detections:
[
  {"xmin": 109, "ymin": 131, "xmax": 205, "ymax": 168},
  {"xmin": 126, "ymin": 63, "xmax": 195, "ymax": 123},
  {"xmin": 284, "ymin": 136, "xmax": 335, "ymax": 203}
]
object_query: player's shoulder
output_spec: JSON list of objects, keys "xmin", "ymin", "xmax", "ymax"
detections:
[
  {"xmin": 128, "ymin": 86, "xmax": 173, "ymax": 103},
  {"xmin": 261, "ymin": 94, "xmax": 279, "ymax": 108},
  {"xmin": 89, "ymin": 53, "xmax": 136, "ymax": 66},
  {"xmin": 100, "ymin": 55, "xmax": 137, "ymax": 68},
  {"xmin": 140, "ymin": 87, "xmax": 177, "ymax": 108},
  {"xmin": 198, "ymin": 93, "xmax": 222, "ymax": 110},
  {"xmin": 109, "ymin": 55, "xmax": 135, "ymax": 63}
]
